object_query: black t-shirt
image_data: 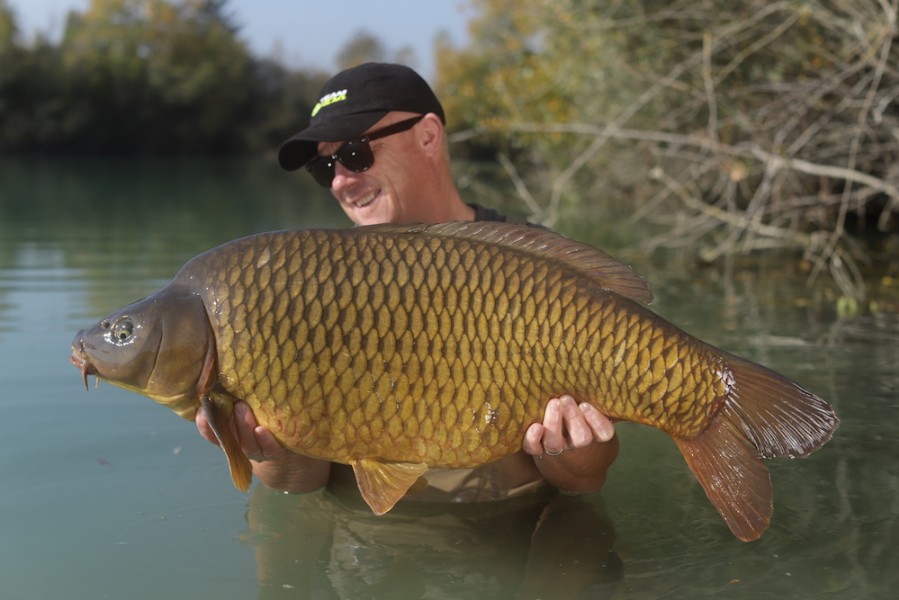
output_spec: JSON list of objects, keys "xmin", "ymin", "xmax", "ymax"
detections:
[{"xmin": 469, "ymin": 203, "xmax": 529, "ymax": 224}]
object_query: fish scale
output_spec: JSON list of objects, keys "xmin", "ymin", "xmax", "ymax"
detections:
[{"xmin": 71, "ymin": 221, "xmax": 837, "ymax": 540}]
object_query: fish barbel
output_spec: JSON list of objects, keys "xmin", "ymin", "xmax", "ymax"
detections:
[{"xmin": 70, "ymin": 222, "xmax": 837, "ymax": 541}]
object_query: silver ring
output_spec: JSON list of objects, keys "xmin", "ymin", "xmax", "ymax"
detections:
[{"xmin": 544, "ymin": 447, "xmax": 564, "ymax": 456}]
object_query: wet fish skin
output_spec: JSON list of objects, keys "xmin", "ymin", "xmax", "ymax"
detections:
[
  {"xmin": 71, "ymin": 222, "xmax": 838, "ymax": 541},
  {"xmin": 195, "ymin": 227, "xmax": 723, "ymax": 462}
]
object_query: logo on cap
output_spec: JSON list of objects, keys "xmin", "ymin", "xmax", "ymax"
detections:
[{"xmin": 311, "ymin": 89, "xmax": 348, "ymax": 117}]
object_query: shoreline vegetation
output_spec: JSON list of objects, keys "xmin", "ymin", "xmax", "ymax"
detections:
[{"xmin": 2, "ymin": 0, "xmax": 897, "ymax": 306}]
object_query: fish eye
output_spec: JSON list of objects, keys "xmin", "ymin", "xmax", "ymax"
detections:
[{"xmin": 112, "ymin": 318, "xmax": 134, "ymax": 343}]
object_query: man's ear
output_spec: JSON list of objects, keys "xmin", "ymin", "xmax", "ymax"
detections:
[{"xmin": 416, "ymin": 113, "xmax": 445, "ymax": 156}]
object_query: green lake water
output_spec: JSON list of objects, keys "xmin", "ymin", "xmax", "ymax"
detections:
[{"xmin": 0, "ymin": 158, "xmax": 896, "ymax": 599}]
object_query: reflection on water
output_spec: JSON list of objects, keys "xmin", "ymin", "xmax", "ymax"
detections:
[
  {"xmin": 246, "ymin": 486, "xmax": 620, "ymax": 599},
  {"xmin": 1, "ymin": 158, "xmax": 897, "ymax": 599}
]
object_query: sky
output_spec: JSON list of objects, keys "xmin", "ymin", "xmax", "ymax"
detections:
[{"xmin": 7, "ymin": 0, "xmax": 474, "ymax": 81}]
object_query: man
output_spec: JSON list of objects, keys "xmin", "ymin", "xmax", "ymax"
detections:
[{"xmin": 197, "ymin": 62, "xmax": 618, "ymax": 502}]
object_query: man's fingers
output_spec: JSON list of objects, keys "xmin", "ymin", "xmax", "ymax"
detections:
[
  {"xmin": 256, "ymin": 426, "xmax": 290, "ymax": 461},
  {"xmin": 234, "ymin": 403, "xmax": 266, "ymax": 460},
  {"xmin": 524, "ymin": 397, "xmax": 616, "ymax": 457},
  {"xmin": 234, "ymin": 402, "xmax": 257, "ymax": 430},
  {"xmin": 559, "ymin": 395, "xmax": 592, "ymax": 448},
  {"xmin": 541, "ymin": 398, "xmax": 566, "ymax": 455},
  {"xmin": 579, "ymin": 402, "xmax": 615, "ymax": 442},
  {"xmin": 522, "ymin": 423, "xmax": 546, "ymax": 455},
  {"xmin": 195, "ymin": 406, "xmax": 220, "ymax": 446}
]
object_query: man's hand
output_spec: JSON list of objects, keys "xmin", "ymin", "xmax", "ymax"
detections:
[
  {"xmin": 196, "ymin": 402, "xmax": 330, "ymax": 493},
  {"xmin": 522, "ymin": 395, "xmax": 619, "ymax": 493}
]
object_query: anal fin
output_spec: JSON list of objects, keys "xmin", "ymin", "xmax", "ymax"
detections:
[{"xmin": 351, "ymin": 458, "xmax": 429, "ymax": 515}]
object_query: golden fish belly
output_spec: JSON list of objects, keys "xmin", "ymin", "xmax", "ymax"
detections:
[{"xmin": 186, "ymin": 227, "xmax": 726, "ymax": 468}]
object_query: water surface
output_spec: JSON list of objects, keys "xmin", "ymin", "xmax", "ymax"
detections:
[{"xmin": 0, "ymin": 158, "xmax": 896, "ymax": 599}]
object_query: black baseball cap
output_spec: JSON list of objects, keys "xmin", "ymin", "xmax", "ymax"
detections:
[{"xmin": 277, "ymin": 62, "xmax": 446, "ymax": 171}]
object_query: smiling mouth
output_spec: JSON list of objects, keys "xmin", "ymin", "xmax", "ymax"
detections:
[{"xmin": 352, "ymin": 189, "xmax": 379, "ymax": 209}]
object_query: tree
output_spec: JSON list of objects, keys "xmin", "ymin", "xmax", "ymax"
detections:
[
  {"xmin": 0, "ymin": 0, "xmax": 339, "ymax": 157},
  {"xmin": 435, "ymin": 0, "xmax": 899, "ymax": 299},
  {"xmin": 56, "ymin": 0, "xmax": 255, "ymax": 153},
  {"xmin": 335, "ymin": 29, "xmax": 419, "ymax": 71},
  {"xmin": 435, "ymin": 2, "xmax": 642, "ymax": 222},
  {"xmin": 336, "ymin": 30, "xmax": 388, "ymax": 69},
  {"xmin": 0, "ymin": 0, "xmax": 72, "ymax": 152},
  {"xmin": 0, "ymin": 0, "xmax": 18, "ymax": 51}
]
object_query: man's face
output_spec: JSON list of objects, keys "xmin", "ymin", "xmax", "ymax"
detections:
[{"xmin": 317, "ymin": 113, "xmax": 423, "ymax": 226}]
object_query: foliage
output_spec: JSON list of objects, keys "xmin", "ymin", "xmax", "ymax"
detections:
[
  {"xmin": 0, "ymin": 1, "xmax": 426, "ymax": 157},
  {"xmin": 59, "ymin": 0, "xmax": 253, "ymax": 153},
  {"xmin": 0, "ymin": 0, "xmax": 64, "ymax": 152},
  {"xmin": 0, "ymin": 0, "xmax": 327, "ymax": 156},
  {"xmin": 336, "ymin": 30, "xmax": 389, "ymax": 69},
  {"xmin": 435, "ymin": 2, "xmax": 642, "ymax": 219},
  {"xmin": 435, "ymin": 0, "xmax": 899, "ymax": 299},
  {"xmin": 0, "ymin": 0, "xmax": 17, "ymax": 50},
  {"xmin": 336, "ymin": 29, "xmax": 417, "ymax": 72}
]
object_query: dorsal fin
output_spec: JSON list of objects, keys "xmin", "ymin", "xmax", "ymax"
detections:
[{"xmin": 359, "ymin": 221, "xmax": 653, "ymax": 304}]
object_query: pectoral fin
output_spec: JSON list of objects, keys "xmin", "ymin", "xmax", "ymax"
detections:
[
  {"xmin": 350, "ymin": 459, "xmax": 429, "ymax": 515},
  {"xmin": 201, "ymin": 396, "xmax": 253, "ymax": 492}
]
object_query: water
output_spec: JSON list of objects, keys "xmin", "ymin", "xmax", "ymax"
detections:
[{"xmin": 1, "ymin": 158, "xmax": 896, "ymax": 599}]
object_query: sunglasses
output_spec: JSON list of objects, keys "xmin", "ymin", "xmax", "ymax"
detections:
[{"xmin": 304, "ymin": 115, "xmax": 425, "ymax": 188}]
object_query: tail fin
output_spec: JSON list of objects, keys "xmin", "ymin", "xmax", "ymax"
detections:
[{"xmin": 674, "ymin": 354, "xmax": 838, "ymax": 541}]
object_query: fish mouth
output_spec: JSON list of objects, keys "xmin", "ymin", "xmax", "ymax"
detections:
[{"xmin": 70, "ymin": 340, "xmax": 98, "ymax": 390}]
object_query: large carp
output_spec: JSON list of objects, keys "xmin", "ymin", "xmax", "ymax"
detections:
[{"xmin": 70, "ymin": 222, "xmax": 837, "ymax": 541}]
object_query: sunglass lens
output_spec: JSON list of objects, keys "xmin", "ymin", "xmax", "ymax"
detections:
[
  {"xmin": 338, "ymin": 140, "xmax": 374, "ymax": 172},
  {"xmin": 305, "ymin": 156, "xmax": 335, "ymax": 188}
]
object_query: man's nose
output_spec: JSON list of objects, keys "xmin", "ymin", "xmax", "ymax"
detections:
[{"xmin": 331, "ymin": 161, "xmax": 355, "ymax": 191}]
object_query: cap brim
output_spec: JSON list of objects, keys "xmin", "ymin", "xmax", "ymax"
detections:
[{"xmin": 277, "ymin": 111, "xmax": 387, "ymax": 171}]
